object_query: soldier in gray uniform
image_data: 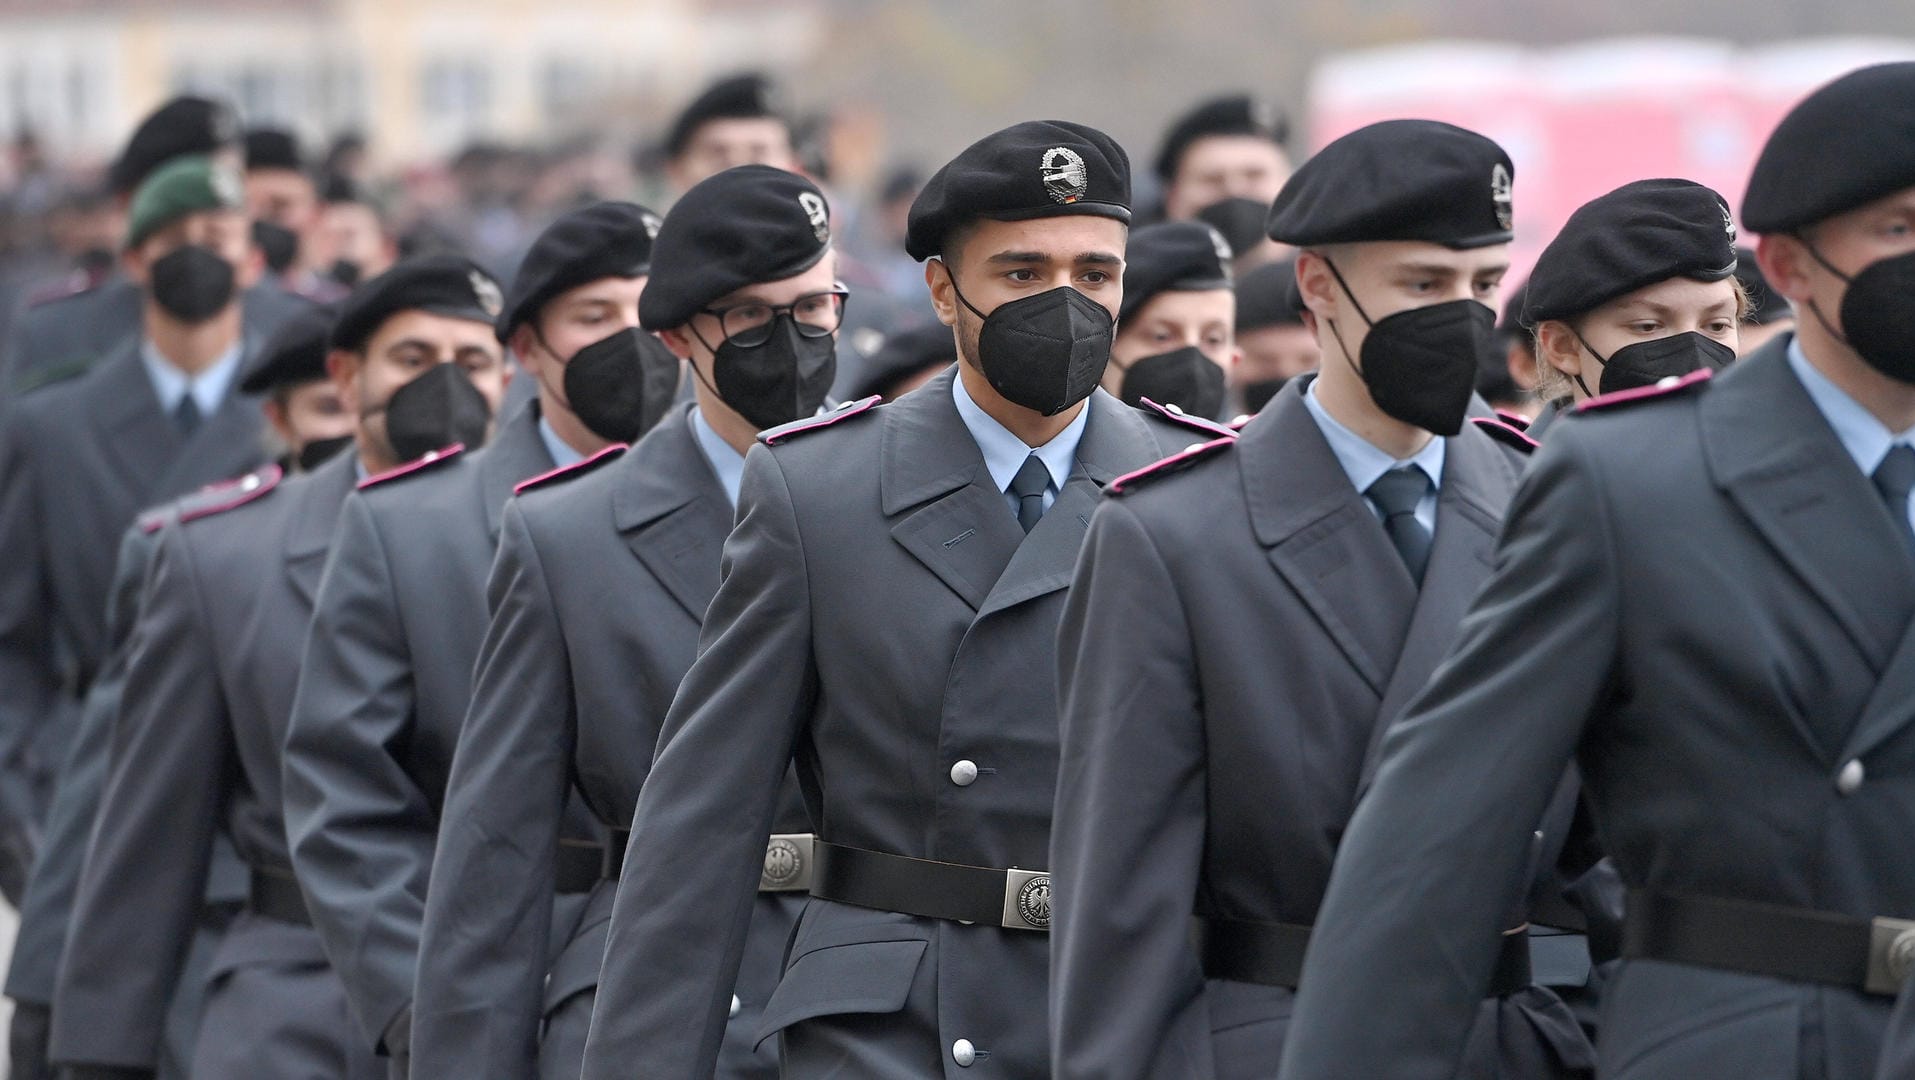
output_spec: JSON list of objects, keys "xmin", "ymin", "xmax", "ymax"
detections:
[
  {"xmin": 9, "ymin": 306, "xmax": 353, "ymax": 1080},
  {"xmin": 282, "ymin": 243, "xmax": 627, "ymax": 1077},
  {"xmin": 1275, "ymin": 62, "xmax": 1915, "ymax": 1080},
  {"xmin": 43, "ymin": 278, "xmax": 483, "ymax": 1080},
  {"xmin": 3, "ymin": 96, "xmax": 313, "ymax": 399},
  {"xmin": 581, "ymin": 122, "xmax": 1232, "ymax": 1078},
  {"xmin": 0, "ymin": 152, "xmax": 272, "ymax": 907},
  {"xmin": 414, "ymin": 167, "xmax": 826, "ymax": 1080},
  {"xmin": 1048, "ymin": 118, "xmax": 1593, "ymax": 1080}
]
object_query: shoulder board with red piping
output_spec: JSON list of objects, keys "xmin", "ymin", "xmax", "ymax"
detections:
[
  {"xmin": 1470, "ymin": 416, "xmax": 1540, "ymax": 454},
  {"xmin": 25, "ymin": 270, "xmax": 96, "ymax": 308},
  {"xmin": 1573, "ymin": 368, "xmax": 1713, "ymax": 415},
  {"xmin": 357, "ymin": 443, "xmax": 466, "ymax": 490},
  {"xmin": 178, "ymin": 464, "xmax": 285, "ymax": 524},
  {"xmin": 759, "ymin": 396, "xmax": 882, "ymax": 446},
  {"xmin": 137, "ymin": 506, "xmax": 174, "ymax": 535},
  {"xmin": 1493, "ymin": 409, "xmax": 1533, "ymax": 432},
  {"xmin": 1138, "ymin": 397, "xmax": 1237, "ymax": 440},
  {"xmin": 515, "ymin": 443, "xmax": 627, "ymax": 496},
  {"xmin": 1227, "ymin": 413, "xmax": 1253, "ymax": 431},
  {"xmin": 1108, "ymin": 436, "xmax": 1237, "ymax": 496}
]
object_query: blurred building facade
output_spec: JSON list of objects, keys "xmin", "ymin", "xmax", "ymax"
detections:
[{"xmin": 0, "ymin": 0, "xmax": 825, "ymax": 167}]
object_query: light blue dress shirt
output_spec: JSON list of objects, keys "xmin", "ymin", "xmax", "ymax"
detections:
[
  {"xmin": 1302, "ymin": 378, "xmax": 1446, "ymax": 534},
  {"xmin": 1788, "ymin": 338, "xmax": 1915, "ymax": 534},
  {"xmin": 140, "ymin": 339, "xmax": 244, "ymax": 420},
  {"xmin": 951, "ymin": 371, "xmax": 1089, "ymax": 522},
  {"xmin": 691, "ymin": 406, "xmax": 747, "ymax": 510},
  {"xmin": 537, "ymin": 416, "xmax": 585, "ymax": 470}
]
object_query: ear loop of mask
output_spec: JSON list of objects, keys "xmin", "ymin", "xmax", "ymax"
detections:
[
  {"xmin": 528, "ymin": 323, "xmax": 570, "ymax": 411},
  {"xmin": 1794, "ymin": 233, "xmax": 1857, "ymax": 347},
  {"xmin": 683, "ymin": 321, "xmax": 728, "ymax": 403},
  {"xmin": 1568, "ymin": 328, "xmax": 1605, "ymax": 398},
  {"xmin": 1318, "ymin": 256, "xmax": 1378, "ymax": 381}
]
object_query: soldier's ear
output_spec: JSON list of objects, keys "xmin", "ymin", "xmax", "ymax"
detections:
[
  {"xmin": 1533, "ymin": 320, "xmax": 1585, "ymax": 380},
  {"xmin": 926, "ymin": 258, "xmax": 959, "ymax": 328},
  {"xmin": 1294, "ymin": 250, "xmax": 1340, "ymax": 324},
  {"xmin": 656, "ymin": 326, "xmax": 697, "ymax": 361}
]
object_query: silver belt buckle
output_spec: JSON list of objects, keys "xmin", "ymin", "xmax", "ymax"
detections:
[
  {"xmin": 760, "ymin": 833, "xmax": 816, "ymax": 893},
  {"xmin": 1867, "ymin": 916, "xmax": 1915, "ymax": 995},
  {"xmin": 1001, "ymin": 867, "xmax": 1051, "ymax": 932}
]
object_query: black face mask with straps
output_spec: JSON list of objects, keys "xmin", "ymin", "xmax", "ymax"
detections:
[{"xmin": 1322, "ymin": 258, "xmax": 1492, "ymax": 437}]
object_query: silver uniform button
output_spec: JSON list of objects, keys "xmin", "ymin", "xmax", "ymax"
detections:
[
  {"xmin": 950, "ymin": 759, "xmax": 979, "ymax": 786},
  {"xmin": 952, "ymin": 1039, "xmax": 976, "ymax": 1067},
  {"xmin": 1837, "ymin": 759, "xmax": 1866, "ymax": 796},
  {"xmin": 729, "ymin": 994, "xmax": 741, "ymax": 1019},
  {"xmin": 1656, "ymin": 375, "xmax": 1682, "ymax": 388}
]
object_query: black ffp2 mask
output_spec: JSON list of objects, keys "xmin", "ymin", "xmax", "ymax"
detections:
[
  {"xmin": 1325, "ymin": 259, "xmax": 1491, "ymax": 437},
  {"xmin": 1576, "ymin": 330, "xmax": 1735, "ymax": 396},
  {"xmin": 1118, "ymin": 345, "xmax": 1227, "ymax": 419},
  {"xmin": 560, "ymin": 328, "xmax": 683, "ymax": 445},
  {"xmin": 149, "ymin": 245, "xmax": 237, "ymax": 324},
  {"xmin": 704, "ymin": 313, "xmax": 836, "ymax": 432},
  {"xmin": 952, "ymin": 279, "xmax": 1114, "ymax": 417},
  {"xmin": 374, "ymin": 363, "xmax": 493, "ymax": 462},
  {"xmin": 1804, "ymin": 244, "xmax": 1915, "ymax": 386}
]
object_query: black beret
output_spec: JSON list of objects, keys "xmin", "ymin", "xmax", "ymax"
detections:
[
  {"xmin": 1743, "ymin": 62, "xmax": 1915, "ymax": 234},
  {"xmin": 1153, "ymin": 94, "xmax": 1289, "ymax": 182},
  {"xmin": 239, "ymin": 303, "xmax": 338, "ymax": 395},
  {"xmin": 1267, "ymin": 119, "xmax": 1514, "ymax": 250},
  {"xmin": 850, "ymin": 322, "xmax": 958, "ymax": 401},
  {"xmin": 1523, "ymin": 179, "xmax": 1737, "ymax": 326},
  {"xmin": 1732, "ymin": 246, "xmax": 1794, "ymax": 325},
  {"xmin": 1235, "ymin": 257, "xmax": 1305, "ymax": 331},
  {"xmin": 906, "ymin": 120, "xmax": 1131, "ymax": 262},
  {"xmin": 331, "ymin": 254, "xmax": 505, "ymax": 353},
  {"xmin": 244, "ymin": 128, "xmax": 303, "ymax": 172},
  {"xmin": 666, "ymin": 73, "xmax": 787, "ymax": 159},
  {"xmin": 109, "ymin": 95, "xmax": 240, "ymax": 196},
  {"xmin": 497, "ymin": 201, "xmax": 663, "ymax": 342},
  {"xmin": 1119, "ymin": 221, "xmax": 1234, "ymax": 324},
  {"xmin": 640, "ymin": 165, "xmax": 832, "ymax": 331}
]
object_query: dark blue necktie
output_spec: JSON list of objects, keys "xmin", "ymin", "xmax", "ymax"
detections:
[
  {"xmin": 1367, "ymin": 467, "xmax": 1433, "ymax": 585},
  {"xmin": 1874, "ymin": 444, "xmax": 1915, "ymax": 560},
  {"xmin": 1009, "ymin": 454, "xmax": 1050, "ymax": 534}
]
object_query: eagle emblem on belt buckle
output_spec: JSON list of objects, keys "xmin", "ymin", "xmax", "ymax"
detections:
[{"xmin": 1003, "ymin": 868, "xmax": 1051, "ymax": 931}]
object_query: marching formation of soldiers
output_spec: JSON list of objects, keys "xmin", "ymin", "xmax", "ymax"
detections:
[{"xmin": 0, "ymin": 50, "xmax": 1911, "ymax": 1080}]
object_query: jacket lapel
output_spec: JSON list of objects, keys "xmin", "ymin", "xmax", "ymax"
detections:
[
  {"xmin": 612, "ymin": 406, "xmax": 734, "ymax": 622},
  {"xmin": 284, "ymin": 450, "xmax": 359, "ymax": 606},
  {"xmin": 1699, "ymin": 339, "xmax": 1915, "ymax": 675},
  {"xmin": 884, "ymin": 371, "xmax": 1023, "ymax": 611},
  {"xmin": 479, "ymin": 402, "xmax": 556, "ymax": 541},
  {"xmin": 89, "ymin": 342, "xmax": 180, "ymax": 496},
  {"xmin": 975, "ymin": 391, "xmax": 1163, "ymax": 619},
  {"xmin": 1840, "ymin": 610, "xmax": 1915, "ymax": 762},
  {"xmin": 1359, "ymin": 424, "xmax": 1518, "ymax": 788},
  {"xmin": 155, "ymin": 336, "xmax": 268, "ymax": 496},
  {"xmin": 1246, "ymin": 383, "xmax": 1419, "ymax": 696}
]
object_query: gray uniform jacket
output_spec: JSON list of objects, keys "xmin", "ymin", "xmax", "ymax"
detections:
[
  {"xmin": 283, "ymin": 403, "xmax": 591, "ymax": 1055},
  {"xmin": 1050, "ymin": 379, "xmax": 1593, "ymax": 1080},
  {"xmin": 580, "ymin": 371, "xmax": 1218, "ymax": 1079},
  {"xmin": 54, "ymin": 452, "xmax": 375, "ymax": 1076},
  {"xmin": 414, "ymin": 404, "xmax": 805, "ymax": 1079},
  {"xmin": 0, "ymin": 339, "xmax": 264, "ymax": 828},
  {"xmin": 1275, "ymin": 338, "xmax": 1915, "ymax": 1080},
  {"xmin": 3, "ymin": 277, "xmax": 314, "ymax": 394}
]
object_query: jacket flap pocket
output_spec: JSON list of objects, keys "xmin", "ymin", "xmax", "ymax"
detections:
[{"xmin": 752, "ymin": 938, "xmax": 927, "ymax": 1048}]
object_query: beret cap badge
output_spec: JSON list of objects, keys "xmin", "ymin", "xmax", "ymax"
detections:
[
  {"xmin": 797, "ymin": 191, "xmax": 830, "ymax": 244},
  {"xmin": 469, "ymin": 270, "xmax": 504, "ymax": 318},
  {"xmin": 1042, "ymin": 147, "xmax": 1088, "ymax": 205},
  {"xmin": 1491, "ymin": 163, "xmax": 1514, "ymax": 231}
]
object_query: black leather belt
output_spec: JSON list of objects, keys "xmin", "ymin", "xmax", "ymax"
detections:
[
  {"xmin": 556, "ymin": 839, "xmax": 603, "ymax": 894},
  {"xmin": 1196, "ymin": 915, "xmax": 1534, "ymax": 995},
  {"xmin": 248, "ymin": 866, "xmax": 311, "ymax": 927},
  {"xmin": 604, "ymin": 829, "xmax": 819, "ymax": 894},
  {"xmin": 811, "ymin": 842, "xmax": 1051, "ymax": 931},
  {"xmin": 1625, "ymin": 889, "xmax": 1915, "ymax": 996}
]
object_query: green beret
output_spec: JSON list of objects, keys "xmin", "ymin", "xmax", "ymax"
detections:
[{"xmin": 125, "ymin": 154, "xmax": 245, "ymax": 250}]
